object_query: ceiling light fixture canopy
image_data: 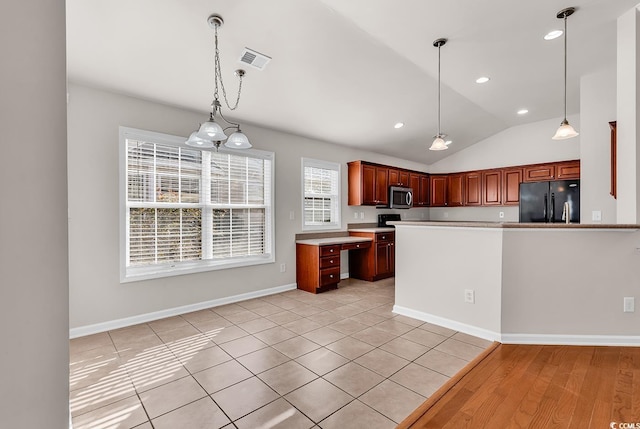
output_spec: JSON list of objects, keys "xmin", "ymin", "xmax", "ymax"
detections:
[
  {"xmin": 186, "ymin": 14, "xmax": 252, "ymax": 151},
  {"xmin": 430, "ymin": 38, "xmax": 450, "ymax": 151},
  {"xmin": 552, "ymin": 7, "xmax": 579, "ymax": 140}
]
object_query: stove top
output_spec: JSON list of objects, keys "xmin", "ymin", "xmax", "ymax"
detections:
[{"xmin": 378, "ymin": 214, "xmax": 401, "ymax": 227}]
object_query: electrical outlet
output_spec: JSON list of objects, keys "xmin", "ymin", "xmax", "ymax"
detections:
[
  {"xmin": 289, "ymin": 211, "xmax": 295, "ymax": 220},
  {"xmin": 353, "ymin": 212, "xmax": 358, "ymax": 219},
  {"xmin": 499, "ymin": 211, "xmax": 504, "ymax": 219},
  {"xmin": 592, "ymin": 210, "xmax": 602, "ymax": 222},
  {"xmin": 280, "ymin": 263, "xmax": 286, "ymax": 273},
  {"xmin": 443, "ymin": 212, "xmax": 449, "ymax": 219},
  {"xmin": 624, "ymin": 297, "xmax": 635, "ymax": 313},
  {"xmin": 360, "ymin": 212, "xmax": 365, "ymax": 219},
  {"xmin": 464, "ymin": 289, "xmax": 475, "ymax": 304}
]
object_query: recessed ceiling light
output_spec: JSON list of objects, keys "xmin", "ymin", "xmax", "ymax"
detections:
[
  {"xmin": 475, "ymin": 76, "xmax": 490, "ymax": 84},
  {"xmin": 517, "ymin": 109, "xmax": 529, "ymax": 115},
  {"xmin": 394, "ymin": 122, "xmax": 404, "ymax": 129},
  {"xmin": 544, "ymin": 30, "xmax": 563, "ymax": 40}
]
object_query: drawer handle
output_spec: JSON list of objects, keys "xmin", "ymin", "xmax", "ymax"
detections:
[
  {"xmin": 356, "ymin": 244, "xmax": 360, "ymax": 248},
  {"xmin": 329, "ymin": 274, "xmax": 334, "ymax": 278},
  {"xmin": 382, "ymin": 236, "xmax": 386, "ymax": 239},
  {"xmin": 330, "ymin": 249, "xmax": 334, "ymax": 252},
  {"xmin": 330, "ymin": 260, "xmax": 334, "ymax": 264}
]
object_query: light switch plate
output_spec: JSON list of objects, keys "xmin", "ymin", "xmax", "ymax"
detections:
[{"xmin": 624, "ymin": 297, "xmax": 635, "ymax": 313}]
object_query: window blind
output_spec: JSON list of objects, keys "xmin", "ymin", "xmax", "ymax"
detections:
[{"xmin": 302, "ymin": 158, "xmax": 340, "ymax": 230}]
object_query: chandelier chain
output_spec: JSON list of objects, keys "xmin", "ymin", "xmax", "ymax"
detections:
[{"xmin": 213, "ymin": 24, "xmax": 242, "ymax": 111}]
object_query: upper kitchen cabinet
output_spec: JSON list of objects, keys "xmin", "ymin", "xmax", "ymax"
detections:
[
  {"xmin": 348, "ymin": 161, "xmax": 389, "ymax": 206},
  {"xmin": 410, "ymin": 172, "xmax": 430, "ymax": 207},
  {"xmin": 447, "ymin": 173, "xmax": 465, "ymax": 206},
  {"xmin": 430, "ymin": 175, "xmax": 448, "ymax": 207},
  {"xmin": 464, "ymin": 171, "xmax": 482, "ymax": 206},
  {"xmin": 501, "ymin": 168, "xmax": 523, "ymax": 206},
  {"xmin": 523, "ymin": 160, "xmax": 580, "ymax": 182},
  {"xmin": 481, "ymin": 169, "xmax": 502, "ymax": 206},
  {"xmin": 388, "ymin": 168, "xmax": 410, "ymax": 187},
  {"xmin": 555, "ymin": 160, "xmax": 580, "ymax": 180}
]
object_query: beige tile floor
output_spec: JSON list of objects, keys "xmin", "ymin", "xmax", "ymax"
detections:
[{"xmin": 70, "ymin": 278, "xmax": 492, "ymax": 429}]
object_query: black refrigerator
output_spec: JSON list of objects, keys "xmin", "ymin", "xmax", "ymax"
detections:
[{"xmin": 519, "ymin": 179, "xmax": 580, "ymax": 223}]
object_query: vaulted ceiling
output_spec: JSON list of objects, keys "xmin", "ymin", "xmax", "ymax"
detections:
[{"xmin": 66, "ymin": 0, "xmax": 637, "ymax": 164}]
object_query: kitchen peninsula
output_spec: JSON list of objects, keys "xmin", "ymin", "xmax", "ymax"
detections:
[{"xmin": 391, "ymin": 221, "xmax": 640, "ymax": 346}]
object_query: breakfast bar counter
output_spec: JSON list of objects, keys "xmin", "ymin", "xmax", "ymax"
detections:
[{"xmin": 390, "ymin": 221, "xmax": 640, "ymax": 346}]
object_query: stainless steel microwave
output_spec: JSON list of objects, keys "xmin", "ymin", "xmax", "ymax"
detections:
[{"xmin": 389, "ymin": 186, "xmax": 413, "ymax": 209}]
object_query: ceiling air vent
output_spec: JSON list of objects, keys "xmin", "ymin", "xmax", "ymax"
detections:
[{"xmin": 239, "ymin": 48, "xmax": 271, "ymax": 71}]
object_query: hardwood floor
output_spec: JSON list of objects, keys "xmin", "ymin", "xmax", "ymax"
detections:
[{"xmin": 398, "ymin": 343, "xmax": 640, "ymax": 429}]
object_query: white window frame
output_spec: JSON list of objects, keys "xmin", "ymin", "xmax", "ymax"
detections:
[
  {"xmin": 301, "ymin": 158, "xmax": 341, "ymax": 231},
  {"xmin": 119, "ymin": 126, "xmax": 275, "ymax": 283}
]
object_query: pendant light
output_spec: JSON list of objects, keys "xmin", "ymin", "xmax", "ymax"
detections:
[
  {"xmin": 552, "ymin": 7, "xmax": 579, "ymax": 140},
  {"xmin": 186, "ymin": 14, "xmax": 252, "ymax": 150},
  {"xmin": 430, "ymin": 38, "xmax": 449, "ymax": 151}
]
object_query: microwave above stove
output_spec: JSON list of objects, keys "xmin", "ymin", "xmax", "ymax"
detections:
[{"xmin": 389, "ymin": 186, "xmax": 413, "ymax": 209}]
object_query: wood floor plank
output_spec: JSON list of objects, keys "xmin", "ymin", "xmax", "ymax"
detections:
[{"xmin": 403, "ymin": 344, "xmax": 640, "ymax": 429}]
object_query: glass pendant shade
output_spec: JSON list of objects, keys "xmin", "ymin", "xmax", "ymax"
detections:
[
  {"xmin": 429, "ymin": 136, "xmax": 448, "ymax": 151},
  {"xmin": 197, "ymin": 120, "xmax": 228, "ymax": 141},
  {"xmin": 552, "ymin": 120, "xmax": 579, "ymax": 140},
  {"xmin": 224, "ymin": 131, "xmax": 252, "ymax": 149},
  {"xmin": 185, "ymin": 131, "xmax": 214, "ymax": 148}
]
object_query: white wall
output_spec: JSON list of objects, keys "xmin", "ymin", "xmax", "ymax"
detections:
[
  {"xmin": 67, "ymin": 84, "xmax": 429, "ymax": 331},
  {"xmin": 394, "ymin": 226, "xmax": 503, "ymax": 337},
  {"xmin": 0, "ymin": 1, "xmax": 69, "ymax": 427},
  {"xmin": 580, "ymin": 68, "xmax": 617, "ymax": 224},
  {"xmin": 617, "ymin": 7, "xmax": 640, "ymax": 223}
]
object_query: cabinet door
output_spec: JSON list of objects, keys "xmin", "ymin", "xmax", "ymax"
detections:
[
  {"xmin": 409, "ymin": 173, "xmax": 426, "ymax": 206},
  {"xmin": 420, "ymin": 175, "xmax": 430, "ymax": 207},
  {"xmin": 502, "ymin": 168, "xmax": 523, "ymax": 206},
  {"xmin": 555, "ymin": 160, "xmax": 580, "ymax": 180},
  {"xmin": 375, "ymin": 167, "xmax": 389, "ymax": 205},
  {"xmin": 361, "ymin": 164, "xmax": 377, "ymax": 205},
  {"xmin": 523, "ymin": 164, "xmax": 555, "ymax": 182},
  {"xmin": 482, "ymin": 170, "xmax": 502, "ymax": 206},
  {"xmin": 430, "ymin": 175, "xmax": 447, "ymax": 207},
  {"xmin": 464, "ymin": 172, "xmax": 482, "ymax": 206},
  {"xmin": 447, "ymin": 173, "xmax": 464, "ymax": 206},
  {"xmin": 389, "ymin": 168, "xmax": 410, "ymax": 187}
]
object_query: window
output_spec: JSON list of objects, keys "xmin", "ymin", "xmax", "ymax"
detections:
[
  {"xmin": 302, "ymin": 158, "xmax": 341, "ymax": 231},
  {"xmin": 120, "ymin": 127, "xmax": 274, "ymax": 282}
]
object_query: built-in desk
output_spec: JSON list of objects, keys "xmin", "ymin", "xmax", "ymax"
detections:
[{"xmin": 295, "ymin": 236, "xmax": 372, "ymax": 293}]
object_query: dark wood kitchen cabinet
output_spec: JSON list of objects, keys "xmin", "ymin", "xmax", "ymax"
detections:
[
  {"xmin": 296, "ymin": 244, "xmax": 342, "ymax": 293},
  {"xmin": 555, "ymin": 160, "xmax": 580, "ymax": 180},
  {"xmin": 348, "ymin": 161, "xmax": 389, "ymax": 206},
  {"xmin": 348, "ymin": 231, "xmax": 395, "ymax": 281},
  {"xmin": 464, "ymin": 171, "xmax": 482, "ymax": 206},
  {"xmin": 410, "ymin": 172, "xmax": 430, "ymax": 207},
  {"xmin": 447, "ymin": 173, "xmax": 465, "ymax": 206},
  {"xmin": 523, "ymin": 160, "xmax": 580, "ymax": 182},
  {"xmin": 482, "ymin": 169, "xmax": 502, "ymax": 205},
  {"xmin": 388, "ymin": 168, "xmax": 410, "ymax": 187},
  {"xmin": 430, "ymin": 175, "xmax": 448, "ymax": 207},
  {"xmin": 501, "ymin": 168, "xmax": 523, "ymax": 206}
]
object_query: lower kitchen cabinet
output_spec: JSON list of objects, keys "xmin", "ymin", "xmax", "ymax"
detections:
[
  {"xmin": 296, "ymin": 244, "xmax": 342, "ymax": 293},
  {"xmin": 349, "ymin": 231, "xmax": 395, "ymax": 281}
]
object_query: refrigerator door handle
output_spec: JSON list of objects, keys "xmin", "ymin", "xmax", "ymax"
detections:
[
  {"xmin": 550, "ymin": 193, "xmax": 555, "ymax": 223},
  {"xmin": 543, "ymin": 193, "xmax": 548, "ymax": 221}
]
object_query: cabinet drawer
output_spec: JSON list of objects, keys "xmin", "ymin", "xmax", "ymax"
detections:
[
  {"xmin": 320, "ymin": 255, "xmax": 340, "ymax": 268},
  {"xmin": 341, "ymin": 241, "xmax": 371, "ymax": 251},
  {"xmin": 320, "ymin": 267, "xmax": 341, "ymax": 286},
  {"xmin": 375, "ymin": 232, "xmax": 395, "ymax": 242},
  {"xmin": 320, "ymin": 245, "xmax": 341, "ymax": 256}
]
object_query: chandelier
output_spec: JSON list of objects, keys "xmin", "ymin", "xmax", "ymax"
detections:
[
  {"xmin": 186, "ymin": 14, "xmax": 252, "ymax": 150},
  {"xmin": 429, "ymin": 38, "xmax": 450, "ymax": 151},
  {"xmin": 552, "ymin": 7, "xmax": 579, "ymax": 140}
]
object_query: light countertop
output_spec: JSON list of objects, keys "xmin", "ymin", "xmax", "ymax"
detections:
[
  {"xmin": 296, "ymin": 236, "xmax": 373, "ymax": 246},
  {"xmin": 389, "ymin": 220, "xmax": 640, "ymax": 229},
  {"xmin": 348, "ymin": 227, "xmax": 395, "ymax": 233}
]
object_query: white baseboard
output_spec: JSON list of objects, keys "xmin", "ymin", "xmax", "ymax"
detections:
[
  {"xmin": 340, "ymin": 272, "xmax": 349, "ymax": 280},
  {"xmin": 392, "ymin": 305, "xmax": 640, "ymax": 346},
  {"xmin": 501, "ymin": 333, "xmax": 640, "ymax": 346},
  {"xmin": 393, "ymin": 305, "xmax": 501, "ymax": 342},
  {"xmin": 70, "ymin": 283, "xmax": 297, "ymax": 339}
]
